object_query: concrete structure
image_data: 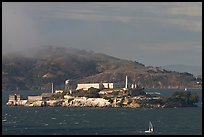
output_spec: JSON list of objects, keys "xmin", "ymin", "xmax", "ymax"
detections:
[
  {"xmin": 32, "ymin": 101, "xmax": 45, "ymax": 107},
  {"xmin": 8, "ymin": 94, "xmax": 20, "ymax": 102},
  {"xmin": 76, "ymin": 83, "xmax": 104, "ymax": 90},
  {"xmin": 16, "ymin": 100, "xmax": 27, "ymax": 106},
  {"xmin": 102, "ymin": 83, "xmax": 114, "ymax": 89},
  {"xmin": 46, "ymin": 100, "xmax": 61, "ymax": 107},
  {"xmin": 76, "ymin": 83, "xmax": 118, "ymax": 91},
  {"xmin": 63, "ymin": 95, "xmax": 74, "ymax": 100},
  {"xmin": 99, "ymin": 90, "xmax": 114, "ymax": 95},
  {"xmin": 62, "ymin": 97, "xmax": 111, "ymax": 107},
  {"xmin": 28, "ymin": 96, "xmax": 42, "ymax": 102},
  {"xmin": 55, "ymin": 90, "xmax": 63, "ymax": 93},
  {"xmin": 131, "ymin": 84, "xmax": 134, "ymax": 89},
  {"xmin": 65, "ymin": 79, "xmax": 71, "ymax": 89},
  {"xmin": 131, "ymin": 83, "xmax": 138, "ymax": 89},
  {"xmin": 27, "ymin": 93, "xmax": 53, "ymax": 102},
  {"xmin": 7, "ymin": 94, "xmax": 21, "ymax": 106},
  {"xmin": 41, "ymin": 93, "xmax": 53, "ymax": 98},
  {"xmin": 65, "ymin": 80, "xmax": 70, "ymax": 85}
]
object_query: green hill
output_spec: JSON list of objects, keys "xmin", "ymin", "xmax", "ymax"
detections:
[{"xmin": 2, "ymin": 46, "xmax": 199, "ymax": 90}]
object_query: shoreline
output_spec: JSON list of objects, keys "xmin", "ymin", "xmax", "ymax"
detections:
[{"xmin": 6, "ymin": 95, "xmax": 198, "ymax": 108}]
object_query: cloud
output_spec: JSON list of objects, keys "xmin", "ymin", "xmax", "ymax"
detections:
[
  {"xmin": 2, "ymin": 2, "xmax": 202, "ymax": 67},
  {"xmin": 2, "ymin": 2, "xmax": 44, "ymax": 53},
  {"xmin": 161, "ymin": 2, "xmax": 202, "ymax": 32},
  {"xmin": 33, "ymin": 2, "xmax": 201, "ymax": 32},
  {"xmin": 48, "ymin": 11, "xmax": 133, "ymax": 23},
  {"xmin": 166, "ymin": 18, "xmax": 202, "ymax": 32},
  {"xmin": 165, "ymin": 2, "xmax": 202, "ymax": 17}
]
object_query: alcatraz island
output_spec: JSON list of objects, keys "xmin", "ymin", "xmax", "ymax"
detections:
[{"xmin": 7, "ymin": 76, "xmax": 199, "ymax": 108}]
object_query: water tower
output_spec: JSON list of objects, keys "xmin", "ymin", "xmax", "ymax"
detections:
[{"xmin": 65, "ymin": 80, "xmax": 70, "ymax": 89}]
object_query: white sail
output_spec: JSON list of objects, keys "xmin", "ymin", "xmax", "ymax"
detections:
[
  {"xmin": 149, "ymin": 121, "xmax": 153, "ymax": 132},
  {"xmin": 145, "ymin": 121, "xmax": 154, "ymax": 133}
]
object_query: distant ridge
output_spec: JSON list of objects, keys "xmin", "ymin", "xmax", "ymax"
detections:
[{"xmin": 161, "ymin": 64, "xmax": 202, "ymax": 76}]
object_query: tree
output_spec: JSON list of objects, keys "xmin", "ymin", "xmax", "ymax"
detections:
[
  {"xmin": 87, "ymin": 87, "xmax": 100, "ymax": 98},
  {"xmin": 189, "ymin": 92, "xmax": 199, "ymax": 104},
  {"xmin": 169, "ymin": 91, "xmax": 199, "ymax": 105}
]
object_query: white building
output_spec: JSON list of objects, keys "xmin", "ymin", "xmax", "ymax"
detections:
[
  {"xmin": 76, "ymin": 83, "xmax": 103, "ymax": 90},
  {"xmin": 76, "ymin": 83, "xmax": 117, "ymax": 91},
  {"xmin": 55, "ymin": 90, "xmax": 64, "ymax": 93},
  {"xmin": 102, "ymin": 83, "xmax": 115, "ymax": 89},
  {"xmin": 28, "ymin": 96, "xmax": 43, "ymax": 102}
]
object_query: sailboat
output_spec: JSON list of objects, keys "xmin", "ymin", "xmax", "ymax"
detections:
[{"xmin": 145, "ymin": 121, "xmax": 154, "ymax": 133}]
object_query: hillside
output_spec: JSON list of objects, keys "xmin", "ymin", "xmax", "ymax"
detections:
[
  {"xmin": 161, "ymin": 64, "xmax": 202, "ymax": 76},
  {"xmin": 2, "ymin": 46, "xmax": 199, "ymax": 90}
]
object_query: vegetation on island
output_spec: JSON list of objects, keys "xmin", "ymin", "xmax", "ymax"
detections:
[
  {"xmin": 71, "ymin": 87, "xmax": 100, "ymax": 98},
  {"xmin": 7, "ymin": 83, "xmax": 200, "ymax": 108},
  {"xmin": 55, "ymin": 87, "xmax": 200, "ymax": 108},
  {"xmin": 161, "ymin": 91, "xmax": 200, "ymax": 107}
]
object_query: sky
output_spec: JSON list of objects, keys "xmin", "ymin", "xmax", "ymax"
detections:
[{"xmin": 2, "ymin": 2, "xmax": 202, "ymax": 67}]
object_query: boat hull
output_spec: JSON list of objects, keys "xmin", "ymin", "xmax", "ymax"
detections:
[{"xmin": 145, "ymin": 130, "xmax": 153, "ymax": 133}]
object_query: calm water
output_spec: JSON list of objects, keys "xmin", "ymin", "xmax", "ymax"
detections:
[{"xmin": 2, "ymin": 89, "xmax": 202, "ymax": 135}]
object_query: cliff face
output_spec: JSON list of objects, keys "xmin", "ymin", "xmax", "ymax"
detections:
[{"xmin": 2, "ymin": 46, "xmax": 198, "ymax": 90}]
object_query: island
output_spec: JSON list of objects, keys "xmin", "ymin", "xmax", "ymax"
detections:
[{"xmin": 6, "ymin": 77, "xmax": 199, "ymax": 108}]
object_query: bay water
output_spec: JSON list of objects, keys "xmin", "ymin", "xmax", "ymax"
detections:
[{"xmin": 2, "ymin": 89, "xmax": 202, "ymax": 135}]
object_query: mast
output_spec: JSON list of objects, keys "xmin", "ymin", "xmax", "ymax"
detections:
[{"xmin": 149, "ymin": 121, "xmax": 153, "ymax": 131}]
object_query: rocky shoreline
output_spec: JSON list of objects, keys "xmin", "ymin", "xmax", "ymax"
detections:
[
  {"xmin": 7, "ymin": 94, "xmax": 197, "ymax": 108},
  {"xmin": 6, "ymin": 94, "xmax": 161, "ymax": 108},
  {"xmin": 6, "ymin": 87, "xmax": 199, "ymax": 108}
]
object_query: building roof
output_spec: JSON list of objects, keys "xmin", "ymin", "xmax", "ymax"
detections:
[{"xmin": 41, "ymin": 93, "xmax": 53, "ymax": 98}]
